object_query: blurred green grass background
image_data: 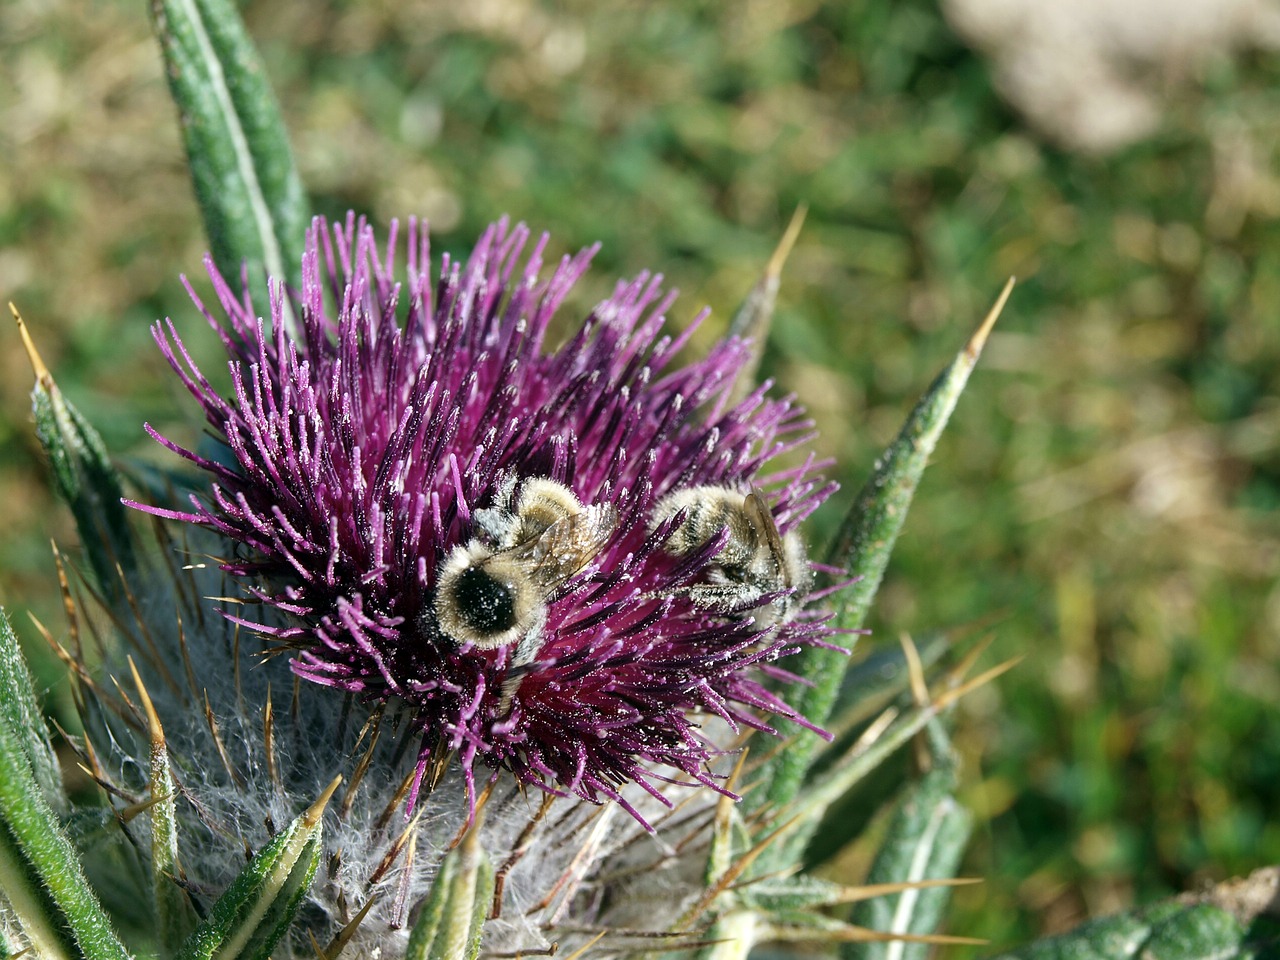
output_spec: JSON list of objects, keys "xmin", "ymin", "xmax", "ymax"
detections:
[{"xmin": 3, "ymin": 0, "xmax": 1280, "ymax": 953}]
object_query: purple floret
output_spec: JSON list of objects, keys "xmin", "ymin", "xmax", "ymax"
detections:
[{"xmin": 133, "ymin": 214, "xmax": 838, "ymax": 820}]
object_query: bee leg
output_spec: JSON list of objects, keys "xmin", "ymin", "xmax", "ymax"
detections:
[{"xmin": 498, "ymin": 610, "xmax": 547, "ymax": 712}]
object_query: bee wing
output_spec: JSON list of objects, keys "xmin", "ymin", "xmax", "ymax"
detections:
[
  {"xmin": 504, "ymin": 502, "xmax": 618, "ymax": 588},
  {"xmin": 745, "ymin": 487, "xmax": 791, "ymax": 589}
]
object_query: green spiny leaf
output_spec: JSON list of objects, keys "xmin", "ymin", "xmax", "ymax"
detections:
[
  {"xmin": 14, "ymin": 306, "xmax": 137, "ymax": 604},
  {"xmin": 764, "ymin": 690, "xmax": 946, "ymax": 870},
  {"xmin": 752, "ymin": 279, "xmax": 1014, "ymax": 826},
  {"xmin": 845, "ymin": 734, "xmax": 973, "ymax": 960},
  {"xmin": 743, "ymin": 875, "xmax": 849, "ymax": 913},
  {"xmin": 0, "ymin": 610, "xmax": 132, "ymax": 960},
  {"xmin": 126, "ymin": 659, "xmax": 195, "ymax": 952},
  {"xmin": 0, "ymin": 610, "xmax": 64, "ymax": 814},
  {"xmin": 405, "ymin": 817, "xmax": 494, "ymax": 960},
  {"xmin": 150, "ymin": 0, "xmax": 307, "ymax": 323},
  {"xmin": 993, "ymin": 879, "xmax": 1280, "ymax": 960},
  {"xmin": 175, "ymin": 776, "xmax": 337, "ymax": 960},
  {"xmin": 0, "ymin": 822, "xmax": 76, "ymax": 960}
]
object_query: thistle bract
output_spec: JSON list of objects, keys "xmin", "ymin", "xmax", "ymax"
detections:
[{"xmin": 135, "ymin": 214, "xmax": 836, "ymax": 818}]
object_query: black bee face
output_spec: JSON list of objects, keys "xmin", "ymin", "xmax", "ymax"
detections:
[
  {"xmin": 435, "ymin": 543, "xmax": 540, "ymax": 649},
  {"xmin": 451, "ymin": 566, "xmax": 518, "ymax": 636},
  {"xmin": 434, "ymin": 478, "xmax": 617, "ymax": 654}
]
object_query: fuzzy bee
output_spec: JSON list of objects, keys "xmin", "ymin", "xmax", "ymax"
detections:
[
  {"xmin": 435, "ymin": 477, "xmax": 617, "ymax": 663},
  {"xmin": 650, "ymin": 485, "xmax": 811, "ymax": 629}
]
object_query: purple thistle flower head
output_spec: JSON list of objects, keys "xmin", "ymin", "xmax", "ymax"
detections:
[{"xmin": 135, "ymin": 214, "xmax": 838, "ymax": 820}]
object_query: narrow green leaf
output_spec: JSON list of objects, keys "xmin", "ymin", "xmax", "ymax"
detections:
[
  {"xmin": 0, "ymin": 624, "xmax": 133, "ymax": 960},
  {"xmin": 844, "ymin": 743, "xmax": 973, "ymax": 960},
  {"xmin": 14, "ymin": 305, "xmax": 137, "ymax": 603},
  {"xmin": 150, "ymin": 0, "xmax": 307, "ymax": 319},
  {"xmin": 405, "ymin": 818, "xmax": 494, "ymax": 960},
  {"xmin": 127, "ymin": 659, "xmax": 195, "ymax": 952},
  {"xmin": 0, "ymin": 610, "xmax": 64, "ymax": 814},
  {"xmin": 754, "ymin": 279, "xmax": 1015, "ymax": 816},
  {"xmin": 176, "ymin": 776, "xmax": 338, "ymax": 960}
]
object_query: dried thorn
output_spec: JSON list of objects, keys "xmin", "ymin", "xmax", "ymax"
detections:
[
  {"xmin": 424, "ymin": 741, "xmax": 454, "ymax": 796},
  {"xmin": 672, "ymin": 806, "xmax": 719, "ymax": 856},
  {"xmin": 152, "ymin": 518, "xmax": 198, "ymax": 622},
  {"xmin": 327, "ymin": 847, "xmax": 343, "ymax": 883},
  {"xmin": 542, "ymin": 807, "xmax": 617, "ymax": 925},
  {"xmin": 826, "ymin": 876, "xmax": 982, "ymax": 904},
  {"xmin": 339, "ymin": 711, "xmax": 384, "ymax": 818},
  {"xmin": 932, "ymin": 656, "xmax": 1023, "ymax": 713},
  {"xmin": 562, "ymin": 932, "xmax": 606, "ymax": 959},
  {"xmin": 374, "ymin": 765, "xmax": 419, "ymax": 832},
  {"xmin": 899, "ymin": 633, "xmax": 929, "ymax": 708},
  {"xmin": 965, "ymin": 276, "xmax": 1016, "ymax": 362},
  {"xmin": 76, "ymin": 749, "xmax": 136, "ymax": 805},
  {"xmin": 264, "ymin": 685, "xmax": 281, "ymax": 794},
  {"xmin": 175, "ymin": 609, "xmax": 202, "ymax": 708},
  {"xmin": 28, "ymin": 613, "xmax": 117, "ymax": 710},
  {"xmin": 118, "ymin": 791, "xmax": 170, "ymax": 823},
  {"xmin": 391, "ymin": 825, "xmax": 418, "ymax": 929},
  {"xmin": 203, "ymin": 691, "xmax": 247, "ymax": 789},
  {"xmin": 448, "ymin": 780, "xmax": 494, "ymax": 851},
  {"xmin": 350, "ymin": 702, "xmax": 386, "ymax": 754},
  {"xmin": 948, "ymin": 632, "xmax": 997, "ymax": 688},
  {"xmin": 11, "ymin": 302, "xmax": 52, "ymax": 386},
  {"xmin": 727, "ymin": 204, "xmax": 809, "ymax": 402},
  {"xmin": 178, "ymin": 527, "xmax": 209, "ymax": 631},
  {"xmin": 303, "ymin": 774, "xmax": 344, "ymax": 828},
  {"xmin": 324, "ymin": 895, "xmax": 377, "ymax": 957},
  {"xmin": 492, "ymin": 792, "xmax": 555, "ymax": 919},
  {"xmin": 51, "ymin": 541, "xmax": 82, "ymax": 660},
  {"xmin": 308, "ymin": 929, "xmax": 329, "ymax": 960},
  {"xmin": 108, "ymin": 673, "xmax": 146, "ymax": 730},
  {"xmin": 232, "ymin": 623, "xmax": 244, "ymax": 717},
  {"xmin": 115, "ymin": 561, "xmax": 183, "ymax": 698},
  {"xmin": 367, "ymin": 809, "xmax": 424, "ymax": 886},
  {"xmin": 674, "ymin": 813, "xmax": 804, "ymax": 932},
  {"xmin": 127, "ymin": 655, "xmax": 165, "ymax": 748},
  {"xmin": 768, "ymin": 203, "xmax": 808, "ymax": 279}
]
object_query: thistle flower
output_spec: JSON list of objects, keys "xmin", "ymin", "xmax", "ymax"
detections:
[{"xmin": 134, "ymin": 214, "xmax": 837, "ymax": 822}]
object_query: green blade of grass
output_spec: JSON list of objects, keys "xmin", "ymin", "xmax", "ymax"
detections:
[{"xmin": 150, "ymin": 0, "xmax": 307, "ymax": 320}]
